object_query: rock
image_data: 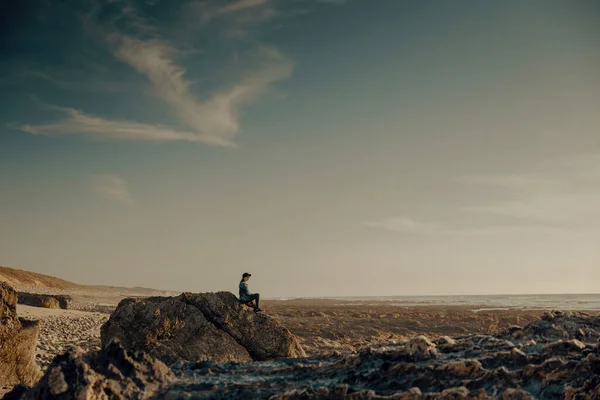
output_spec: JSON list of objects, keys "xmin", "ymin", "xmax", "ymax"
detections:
[
  {"xmin": 179, "ymin": 292, "xmax": 306, "ymax": 360},
  {"xmin": 17, "ymin": 293, "xmax": 71, "ymax": 310},
  {"xmin": 100, "ymin": 292, "xmax": 305, "ymax": 365},
  {"xmin": 440, "ymin": 359, "xmax": 484, "ymax": 377},
  {"xmin": 435, "ymin": 336, "xmax": 457, "ymax": 345},
  {"xmin": 502, "ymin": 388, "xmax": 536, "ymax": 399},
  {"xmin": 148, "ymin": 313, "xmax": 600, "ymax": 398},
  {"xmin": 543, "ymin": 339, "xmax": 586, "ymax": 354},
  {"xmin": 101, "ymin": 296, "xmax": 251, "ymax": 364},
  {"xmin": 407, "ymin": 335, "xmax": 438, "ymax": 359},
  {"xmin": 7, "ymin": 340, "xmax": 173, "ymax": 399},
  {"xmin": 500, "ymin": 311, "xmax": 600, "ymax": 343},
  {"xmin": 0, "ymin": 283, "xmax": 42, "ymax": 387},
  {"xmin": 440, "ymin": 386, "xmax": 470, "ymax": 399}
]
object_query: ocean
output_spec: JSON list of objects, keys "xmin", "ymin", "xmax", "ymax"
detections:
[{"xmin": 268, "ymin": 293, "xmax": 600, "ymax": 311}]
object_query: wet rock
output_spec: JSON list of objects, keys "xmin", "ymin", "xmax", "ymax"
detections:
[
  {"xmin": 155, "ymin": 313, "xmax": 600, "ymax": 399},
  {"xmin": 502, "ymin": 388, "xmax": 535, "ymax": 399},
  {"xmin": 440, "ymin": 359, "xmax": 484, "ymax": 377},
  {"xmin": 101, "ymin": 292, "xmax": 305, "ymax": 365},
  {"xmin": 435, "ymin": 336, "xmax": 457, "ymax": 345},
  {"xmin": 502, "ymin": 311, "xmax": 600, "ymax": 343},
  {"xmin": 543, "ymin": 339, "xmax": 586, "ymax": 354},
  {"xmin": 0, "ymin": 283, "xmax": 42, "ymax": 387},
  {"xmin": 7, "ymin": 340, "xmax": 173, "ymax": 399},
  {"xmin": 407, "ymin": 335, "xmax": 438, "ymax": 360}
]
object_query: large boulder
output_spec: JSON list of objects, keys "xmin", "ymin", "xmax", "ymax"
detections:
[
  {"xmin": 500, "ymin": 310, "xmax": 600, "ymax": 343},
  {"xmin": 17, "ymin": 293, "xmax": 71, "ymax": 310},
  {"xmin": 101, "ymin": 296, "xmax": 251, "ymax": 364},
  {"xmin": 179, "ymin": 292, "xmax": 306, "ymax": 360},
  {"xmin": 6, "ymin": 340, "xmax": 173, "ymax": 400},
  {"xmin": 0, "ymin": 282, "xmax": 42, "ymax": 387},
  {"xmin": 101, "ymin": 292, "xmax": 305, "ymax": 365}
]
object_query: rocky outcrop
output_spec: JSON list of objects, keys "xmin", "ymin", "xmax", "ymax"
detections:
[
  {"xmin": 0, "ymin": 283, "xmax": 42, "ymax": 387},
  {"xmin": 179, "ymin": 291, "xmax": 306, "ymax": 360},
  {"xmin": 100, "ymin": 292, "xmax": 305, "ymax": 365},
  {"xmin": 5, "ymin": 340, "xmax": 173, "ymax": 399},
  {"xmin": 500, "ymin": 310, "xmax": 600, "ymax": 342},
  {"xmin": 17, "ymin": 293, "xmax": 71, "ymax": 310},
  {"xmin": 157, "ymin": 311, "xmax": 600, "ymax": 399}
]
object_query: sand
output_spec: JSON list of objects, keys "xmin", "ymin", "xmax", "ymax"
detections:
[{"xmin": 17, "ymin": 304, "xmax": 108, "ymax": 370}]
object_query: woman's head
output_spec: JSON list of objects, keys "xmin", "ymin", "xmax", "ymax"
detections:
[{"xmin": 242, "ymin": 272, "xmax": 251, "ymax": 282}]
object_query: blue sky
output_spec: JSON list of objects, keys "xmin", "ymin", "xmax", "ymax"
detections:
[{"xmin": 1, "ymin": 0, "xmax": 599, "ymax": 296}]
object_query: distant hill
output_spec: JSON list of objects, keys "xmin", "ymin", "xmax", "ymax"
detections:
[
  {"xmin": 0, "ymin": 265, "xmax": 178, "ymax": 296},
  {"xmin": 0, "ymin": 266, "xmax": 81, "ymax": 289},
  {"xmin": 86, "ymin": 285, "xmax": 179, "ymax": 297}
]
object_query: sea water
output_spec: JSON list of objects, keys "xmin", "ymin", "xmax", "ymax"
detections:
[{"xmin": 268, "ymin": 293, "xmax": 600, "ymax": 311}]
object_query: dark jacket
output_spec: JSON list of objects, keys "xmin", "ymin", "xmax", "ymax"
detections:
[{"xmin": 239, "ymin": 281, "xmax": 251, "ymax": 301}]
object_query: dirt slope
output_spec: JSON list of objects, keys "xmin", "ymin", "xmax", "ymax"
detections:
[{"xmin": 0, "ymin": 266, "xmax": 80, "ymax": 289}]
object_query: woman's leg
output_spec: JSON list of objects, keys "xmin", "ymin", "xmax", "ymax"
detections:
[{"xmin": 249, "ymin": 294, "xmax": 260, "ymax": 310}]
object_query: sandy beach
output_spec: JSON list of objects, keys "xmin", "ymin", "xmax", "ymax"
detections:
[{"xmin": 14, "ymin": 288, "xmax": 592, "ymax": 365}]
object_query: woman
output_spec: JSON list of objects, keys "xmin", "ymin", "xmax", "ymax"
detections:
[{"xmin": 239, "ymin": 272, "xmax": 262, "ymax": 313}]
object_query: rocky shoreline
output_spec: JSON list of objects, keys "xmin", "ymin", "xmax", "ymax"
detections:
[
  {"xmin": 2, "ymin": 284, "xmax": 600, "ymax": 399},
  {"xmin": 6, "ymin": 310, "xmax": 600, "ymax": 399}
]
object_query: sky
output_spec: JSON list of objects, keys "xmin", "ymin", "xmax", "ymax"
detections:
[{"xmin": 1, "ymin": 0, "xmax": 599, "ymax": 297}]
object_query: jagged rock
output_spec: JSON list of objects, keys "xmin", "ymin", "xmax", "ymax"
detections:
[
  {"xmin": 502, "ymin": 388, "xmax": 535, "ymax": 399},
  {"xmin": 100, "ymin": 296, "xmax": 251, "ymax": 364},
  {"xmin": 435, "ymin": 336, "xmax": 457, "ymax": 345},
  {"xmin": 440, "ymin": 359, "xmax": 484, "ymax": 377},
  {"xmin": 0, "ymin": 283, "xmax": 42, "ymax": 387},
  {"xmin": 178, "ymin": 291, "xmax": 306, "ymax": 360},
  {"xmin": 100, "ymin": 292, "xmax": 305, "ymax": 365},
  {"xmin": 17, "ymin": 293, "xmax": 71, "ymax": 310},
  {"xmin": 6, "ymin": 340, "xmax": 173, "ymax": 399},
  {"xmin": 158, "ymin": 313, "xmax": 600, "ymax": 399},
  {"xmin": 501, "ymin": 311, "xmax": 600, "ymax": 343},
  {"xmin": 543, "ymin": 339, "xmax": 586, "ymax": 354},
  {"xmin": 407, "ymin": 335, "xmax": 438, "ymax": 360}
]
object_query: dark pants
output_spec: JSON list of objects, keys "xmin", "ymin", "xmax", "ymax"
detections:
[{"xmin": 245, "ymin": 293, "xmax": 260, "ymax": 309}]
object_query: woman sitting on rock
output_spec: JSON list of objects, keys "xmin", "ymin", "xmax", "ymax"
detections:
[{"xmin": 239, "ymin": 272, "xmax": 262, "ymax": 313}]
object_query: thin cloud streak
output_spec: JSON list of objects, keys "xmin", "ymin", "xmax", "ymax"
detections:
[
  {"xmin": 18, "ymin": 38, "xmax": 292, "ymax": 145},
  {"xmin": 92, "ymin": 174, "xmax": 134, "ymax": 205},
  {"xmin": 18, "ymin": 106, "xmax": 231, "ymax": 145},
  {"xmin": 116, "ymin": 36, "xmax": 293, "ymax": 144},
  {"xmin": 365, "ymin": 217, "xmax": 568, "ymax": 237},
  {"xmin": 217, "ymin": 0, "xmax": 269, "ymax": 15},
  {"xmin": 18, "ymin": 1, "xmax": 293, "ymax": 145},
  {"xmin": 457, "ymin": 154, "xmax": 600, "ymax": 222}
]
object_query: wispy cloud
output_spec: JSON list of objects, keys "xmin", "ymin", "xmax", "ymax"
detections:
[
  {"xmin": 465, "ymin": 194, "xmax": 600, "ymax": 222},
  {"xmin": 17, "ymin": 1, "xmax": 293, "ymax": 145},
  {"xmin": 115, "ymin": 36, "xmax": 292, "ymax": 145},
  {"xmin": 365, "ymin": 217, "xmax": 567, "ymax": 237},
  {"xmin": 18, "ymin": 105, "xmax": 228, "ymax": 145},
  {"xmin": 365, "ymin": 217, "xmax": 443, "ymax": 235},
  {"xmin": 190, "ymin": 0, "xmax": 276, "ymax": 37},
  {"xmin": 217, "ymin": 0, "xmax": 269, "ymax": 16},
  {"xmin": 368, "ymin": 153, "xmax": 600, "ymax": 237},
  {"xmin": 92, "ymin": 174, "xmax": 134, "ymax": 205},
  {"xmin": 458, "ymin": 154, "xmax": 600, "ymax": 222},
  {"xmin": 454, "ymin": 174, "xmax": 559, "ymax": 193}
]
